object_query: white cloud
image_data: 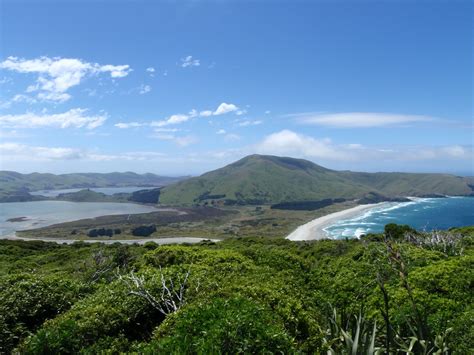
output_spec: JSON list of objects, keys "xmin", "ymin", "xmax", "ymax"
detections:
[
  {"xmin": 265, "ymin": 110, "xmax": 271, "ymax": 115},
  {"xmin": 146, "ymin": 67, "xmax": 155, "ymax": 77},
  {"xmin": 12, "ymin": 94, "xmax": 37, "ymax": 104},
  {"xmin": 256, "ymin": 130, "xmax": 348, "ymax": 160},
  {"xmin": 216, "ymin": 129, "xmax": 226, "ymax": 135},
  {"xmin": 0, "ymin": 56, "xmax": 131, "ymax": 102},
  {"xmin": 0, "ymin": 142, "xmax": 167, "ymax": 162},
  {"xmin": 253, "ymin": 130, "xmax": 473, "ymax": 163},
  {"xmin": 154, "ymin": 128, "xmax": 180, "ymax": 133},
  {"xmin": 293, "ymin": 112, "xmax": 433, "ymax": 128},
  {"xmin": 151, "ymin": 132, "xmax": 197, "ymax": 147},
  {"xmin": 152, "ymin": 113, "xmax": 191, "ymax": 127},
  {"xmin": 199, "ymin": 110, "xmax": 213, "ymax": 117},
  {"xmin": 0, "ymin": 108, "xmax": 107, "ymax": 129},
  {"xmin": 180, "ymin": 55, "xmax": 200, "ymax": 68},
  {"xmin": 151, "ymin": 103, "xmax": 239, "ymax": 127},
  {"xmin": 238, "ymin": 120, "xmax": 262, "ymax": 127},
  {"xmin": 0, "ymin": 142, "xmax": 84, "ymax": 160},
  {"xmin": 98, "ymin": 64, "xmax": 131, "ymax": 78},
  {"xmin": 114, "ymin": 122, "xmax": 145, "ymax": 129},
  {"xmin": 441, "ymin": 145, "xmax": 466, "ymax": 158},
  {"xmin": 139, "ymin": 84, "xmax": 151, "ymax": 94},
  {"xmin": 214, "ymin": 102, "xmax": 238, "ymax": 115}
]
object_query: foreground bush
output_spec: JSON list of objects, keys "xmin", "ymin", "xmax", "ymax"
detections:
[
  {"xmin": 1, "ymin": 225, "xmax": 472, "ymax": 353},
  {"xmin": 134, "ymin": 297, "xmax": 296, "ymax": 353},
  {"xmin": 0, "ymin": 275, "xmax": 87, "ymax": 353}
]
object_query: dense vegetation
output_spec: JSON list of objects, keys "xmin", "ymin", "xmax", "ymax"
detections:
[
  {"xmin": 128, "ymin": 188, "xmax": 161, "ymax": 204},
  {"xmin": 159, "ymin": 155, "xmax": 474, "ymax": 205},
  {"xmin": 1, "ymin": 225, "xmax": 472, "ymax": 353},
  {"xmin": 271, "ymin": 198, "xmax": 346, "ymax": 211}
]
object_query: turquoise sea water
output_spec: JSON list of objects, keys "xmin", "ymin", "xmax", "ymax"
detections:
[{"xmin": 324, "ymin": 197, "xmax": 474, "ymax": 239}]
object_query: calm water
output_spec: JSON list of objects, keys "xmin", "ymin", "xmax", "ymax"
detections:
[
  {"xmin": 324, "ymin": 197, "xmax": 474, "ymax": 239},
  {"xmin": 30, "ymin": 186, "xmax": 154, "ymax": 197},
  {"xmin": 0, "ymin": 201, "xmax": 158, "ymax": 237}
]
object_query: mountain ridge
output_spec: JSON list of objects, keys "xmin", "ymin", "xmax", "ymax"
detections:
[{"xmin": 159, "ymin": 154, "xmax": 474, "ymax": 205}]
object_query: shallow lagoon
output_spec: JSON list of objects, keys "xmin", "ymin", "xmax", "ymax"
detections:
[
  {"xmin": 30, "ymin": 186, "xmax": 154, "ymax": 197},
  {"xmin": 0, "ymin": 200, "xmax": 158, "ymax": 237}
]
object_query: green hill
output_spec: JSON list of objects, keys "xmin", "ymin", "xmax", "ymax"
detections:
[
  {"xmin": 0, "ymin": 171, "xmax": 185, "ymax": 196},
  {"xmin": 159, "ymin": 155, "xmax": 474, "ymax": 205}
]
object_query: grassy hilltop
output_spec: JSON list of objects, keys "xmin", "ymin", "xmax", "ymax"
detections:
[{"xmin": 159, "ymin": 154, "xmax": 474, "ymax": 205}]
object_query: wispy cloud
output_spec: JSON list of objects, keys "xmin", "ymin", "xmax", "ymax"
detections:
[
  {"xmin": 238, "ymin": 120, "xmax": 262, "ymax": 127},
  {"xmin": 151, "ymin": 132, "xmax": 197, "ymax": 147},
  {"xmin": 151, "ymin": 102, "xmax": 240, "ymax": 127},
  {"xmin": 0, "ymin": 108, "xmax": 107, "ymax": 129},
  {"xmin": 139, "ymin": 84, "xmax": 151, "ymax": 94},
  {"xmin": 292, "ymin": 112, "xmax": 434, "ymax": 128},
  {"xmin": 146, "ymin": 67, "xmax": 155, "ymax": 76},
  {"xmin": 180, "ymin": 55, "xmax": 200, "ymax": 68},
  {"xmin": 0, "ymin": 142, "xmax": 166, "ymax": 162},
  {"xmin": 114, "ymin": 122, "xmax": 145, "ymax": 129},
  {"xmin": 0, "ymin": 56, "xmax": 131, "ymax": 102},
  {"xmin": 253, "ymin": 130, "xmax": 472, "ymax": 162}
]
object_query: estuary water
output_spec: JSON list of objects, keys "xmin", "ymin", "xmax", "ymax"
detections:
[
  {"xmin": 324, "ymin": 197, "xmax": 474, "ymax": 239},
  {"xmin": 30, "ymin": 186, "xmax": 154, "ymax": 197},
  {"xmin": 0, "ymin": 201, "xmax": 158, "ymax": 237}
]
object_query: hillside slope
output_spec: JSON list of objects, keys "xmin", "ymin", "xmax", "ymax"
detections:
[
  {"xmin": 0, "ymin": 171, "xmax": 185, "ymax": 193},
  {"xmin": 159, "ymin": 155, "xmax": 474, "ymax": 205}
]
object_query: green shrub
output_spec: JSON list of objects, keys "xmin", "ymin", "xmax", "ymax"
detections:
[
  {"xmin": 135, "ymin": 297, "xmax": 296, "ymax": 353},
  {"xmin": 0, "ymin": 274, "xmax": 86, "ymax": 353}
]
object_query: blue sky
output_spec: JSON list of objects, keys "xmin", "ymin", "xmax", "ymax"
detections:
[{"xmin": 0, "ymin": 0, "xmax": 472, "ymax": 175}]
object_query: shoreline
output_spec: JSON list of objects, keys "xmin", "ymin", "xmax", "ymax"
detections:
[
  {"xmin": 286, "ymin": 203, "xmax": 386, "ymax": 241},
  {"xmin": 4, "ymin": 234, "xmax": 219, "ymax": 245}
]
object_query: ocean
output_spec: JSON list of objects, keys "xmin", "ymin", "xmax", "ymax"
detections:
[{"xmin": 324, "ymin": 197, "xmax": 474, "ymax": 239}]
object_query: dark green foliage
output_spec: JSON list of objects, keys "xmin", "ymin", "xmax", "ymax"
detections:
[
  {"xmin": 136, "ymin": 297, "xmax": 296, "ymax": 353},
  {"xmin": 0, "ymin": 275, "xmax": 87, "ymax": 352},
  {"xmin": 384, "ymin": 223, "xmax": 416, "ymax": 240},
  {"xmin": 1, "ymin": 226, "xmax": 472, "ymax": 353},
  {"xmin": 271, "ymin": 198, "xmax": 346, "ymax": 211},
  {"xmin": 128, "ymin": 188, "xmax": 161, "ymax": 204},
  {"xmin": 87, "ymin": 228, "xmax": 114, "ymax": 237},
  {"xmin": 358, "ymin": 191, "xmax": 410, "ymax": 204},
  {"xmin": 131, "ymin": 224, "xmax": 157, "ymax": 237}
]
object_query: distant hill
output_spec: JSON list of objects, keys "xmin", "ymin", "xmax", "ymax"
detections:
[
  {"xmin": 0, "ymin": 171, "xmax": 186, "ymax": 202},
  {"xmin": 159, "ymin": 155, "xmax": 474, "ymax": 205},
  {"xmin": 54, "ymin": 189, "xmax": 127, "ymax": 203}
]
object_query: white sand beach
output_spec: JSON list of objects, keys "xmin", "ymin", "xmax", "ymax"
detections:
[{"xmin": 286, "ymin": 203, "xmax": 385, "ymax": 241}]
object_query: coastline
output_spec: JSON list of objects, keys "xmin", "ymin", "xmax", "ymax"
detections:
[
  {"xmin": 4, "ymin": 234, "xmax": 219, "ymax": 245},
  {"xmin": 286, "ymin": 203, "xmax": 386, "ymax": 241}
]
